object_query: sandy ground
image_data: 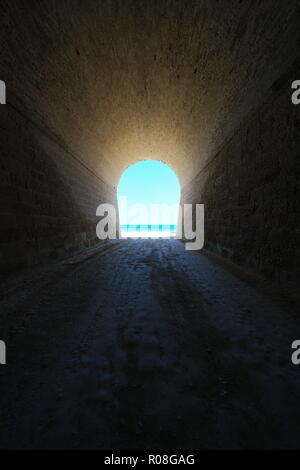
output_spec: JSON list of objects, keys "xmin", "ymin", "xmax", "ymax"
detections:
[{"xmin": 0, "ymin": 239, "xmax": 300, "ymax": 449}]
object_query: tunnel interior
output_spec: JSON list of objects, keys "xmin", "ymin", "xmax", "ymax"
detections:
[
  {"xmin": 1, "ymin": 0, "xmax": 299, "ymax": 298},
  {"xmin": 0, "ymin": 0, "xmax": 300, "ymax": 450}
]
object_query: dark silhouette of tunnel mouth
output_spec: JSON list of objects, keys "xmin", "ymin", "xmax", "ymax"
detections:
[{"xmin": 0, "ymin": 1, "xmax": 300, "ymax": 452}]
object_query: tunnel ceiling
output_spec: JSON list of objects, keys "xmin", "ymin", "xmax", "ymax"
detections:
[{"xmin": 2, "ymin": 0, "xmax": 300, "ymax": 188}]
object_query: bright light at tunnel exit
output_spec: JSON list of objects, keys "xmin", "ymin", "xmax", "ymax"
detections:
[{"xmin": 117, "ymin": 160, "xmax": 181, "ymax": 238}]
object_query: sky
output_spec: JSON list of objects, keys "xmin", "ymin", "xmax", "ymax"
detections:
[{"xmin": 117, "ymin": 160, "xmax": 181, "ymax": 225}]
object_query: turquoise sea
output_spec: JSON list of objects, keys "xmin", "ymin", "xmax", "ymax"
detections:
[{"xmin": 120, "ymin": 224, "xmax": 176, "ymax": 232}]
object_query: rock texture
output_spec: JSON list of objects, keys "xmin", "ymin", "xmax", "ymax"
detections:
[
  {"xmin": 0, "ymin": 1, "xmax": 299, "ymax": 285},
  {"xmin": 0, "ymin": 102, "xmax": 116, "ymax": 273},
  {"xmin": 2, "ymin": 0, "xmax": 300, "ymax": 185},
  {"xmin": 0, "ymin": 239, "xmax": 299, "ymax": 449},
  {"xmin": 181, "ymin": 62, "xmax": 300, "ymax": 297}
]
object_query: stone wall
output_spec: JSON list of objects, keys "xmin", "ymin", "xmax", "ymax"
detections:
[
  {"xmin": 181, "ymin": 60, "xmax": 300, "ymax": 294},
  {"xmin": 0, "ymin": 102, "xmax": 117, "ymax": 275}
]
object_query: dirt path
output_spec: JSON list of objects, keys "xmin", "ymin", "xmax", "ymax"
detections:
[{"xmin": 0, "ymin": 239, "xmax": 299, "ymax": 449}]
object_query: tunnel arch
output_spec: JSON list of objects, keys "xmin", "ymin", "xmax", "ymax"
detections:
[
  {"xmin": 116, "ymin": 158, "xmax": 182, "ymax": 189},
  {"xmin": 4, "ymin": 1, "xmax": 300, "ymax": 190},
  {"xmin": 117, "ymin": 159, "xmax": 181, "ymax": 236}
]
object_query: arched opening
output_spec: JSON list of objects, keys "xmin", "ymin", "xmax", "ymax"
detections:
[{"xmin": 117, "ymin": 160, "xmax": 181, "ymax": 238}]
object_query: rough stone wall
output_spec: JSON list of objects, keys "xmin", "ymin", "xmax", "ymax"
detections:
[
  {"xmin": 2, "ymin": 1, "xmax": 300, "ymax": 188},
  {"xmin": 0, "ymin": 102, "xmax": 117, "ymax": 275},
  {"xmin": 181, "ymin": 60, "xmax": 300, "ymax": 294}
]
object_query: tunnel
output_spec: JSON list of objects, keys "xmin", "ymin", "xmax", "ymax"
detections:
[{"xmin": 0, "ymin": 0, "xmax": 300, "ymax": 450}]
